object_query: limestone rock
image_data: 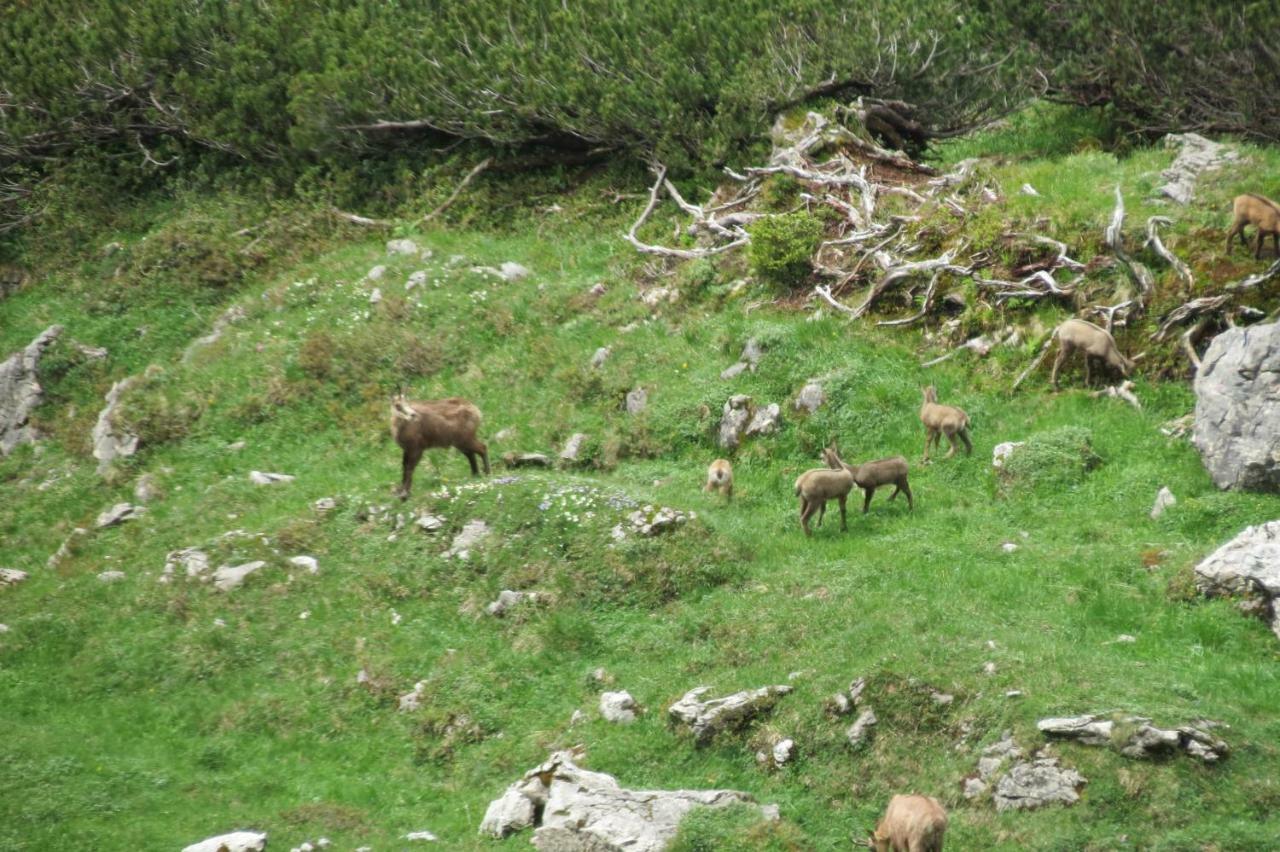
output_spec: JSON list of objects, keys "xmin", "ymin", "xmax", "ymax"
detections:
[
  {"xmin": 718, "ymin": 394, "xmax": 753, "ymax": 449},
  {"xmin": 1, "ymin": 568, "xmax": 29, "ymax": 588},
  {"xmin": 212, "ymin": 561, "xmax": 267, "ymax": 592},
  {"xmin": 486, "ymin": 589, "xmax": 540, "ymax": 617},
  {"xmin": 161, "ymin": 547, "xmax": 211, "ymax": 583},
  {"xmin": 1037, "ymin": 714, "xmax": 1228, "ymax": 763},
  {"xmin": 846, "ymin": 709, "xmax": 877, "ymax": 749},
  {"xmin": 0, "ymin": 324, "xmax": 62, "ymax": 455},
  {"xmin": 183, "ymin": 305, "xmax": 245, "ymax": 363},
  {"xmin": 499, "ymin": 262, "xmax": 530, "ymax": 281},
  {"xmin": 625, "ymin": 387, "xmax": 647, "ymax": 415},
  {"xmin": 993, "ymin": 757, "xmax": 1087, "ymax": 812},
  {"xmin": 503, "ymin": 452, "xmax": 551, "ymax": 468},
  {"xmin": 559, "ymin": 433, "xmax": 588, "ymax": 463},
  {"xmin": 1158, "ymin": 132, "xmax": 1238, "ymax": 205},
  {"xmin": 964, "ymin": 731, "xmax": 1023, "ymax": 800},
  {"xmin": 618, "ymin": 505, "xmax": 693, "ymax": 538},
  {"xmin": 720, "ymin": 362, "xmax": 748, "ymax": 380},
  {"xmin": 1150, "ymin": 486, "xmax": 1176, "ymax": 519},
  {"xmin": 991, "ymin": 441, "xmax": 1025, "ymax": 470},
  {"xmin": 313, "ymin": 497, "xmax": 337, "ymax": 513},
  {"xmin": 91, "ymin": 376, "xmax": 140, "ymax": 474},
  {"xmin": 479, "ymin": 750, "xmax": 769, "ymax": 850},
  {"xmin": 741, "ymin": 338, "xmax": 764, "ymax": 369},
  {"xmin": 399, "ymin": 681, "xmax": 426, "ymax": 712},
  {"xmin": 95, "ymin": 502, "xmax": 145, "ymax": 529},
  {"xmin": 1194, "ymin": 520, "xmax": 1280, "ymax": 640},
  {"xmin": 794, "ymin": 381, "xmax": 824, "ymax": 413},
  {"xmin": 744, "ymin": 403, "xmax": 781, "ymax": 437},
  {"xmin": 288, "ymin": 555, "xmax": 319, "ymax": 574},
  {"xmin": 407, "ymin": 270, "xmax": 428, "ymax": 290},
  {"xmin": 364, "ymin": 264, "xmax": 386, "ymax": 281},
  {"xmin": 133, "ymin": 473, "xmax": 159, "ymax": 504},
  {"xmin": 599, "ymin": 691, "xmax": 639, "ymax": 724},
  {"xmin": 1193, "ymin": 321, "xmax": 1280, "ymax": 491},
  {"xmin": 404, "ymin": 830, "xmax": 439, "ymax": 842},
  {"xmin": 97, "ymin": 571, "xmax": 126, "ymax": 583},
  {"xmin": 386, "ymin": 238, "xmax": 419, "ymax": 256},
  {"xmin": 669, "ymin": 684, "xmax": 792, "ymax": 745},
  {"xmin": 415, "ymin": 513, "xmax": 445, "ymax": 533},
  {"xmin": 182, "ymin": 831, "xmax": 267, "ymax": 852},
  {"xmin": 249, "ymin": 470, "xmax": 295, "ymax": 485},
  {"xmin": 447, "ymin": 520, "xmax": 490, "ymax": 560},
  {"xmin": 590, "ymin": 347, "xmax": 610, "ymax": 369}
]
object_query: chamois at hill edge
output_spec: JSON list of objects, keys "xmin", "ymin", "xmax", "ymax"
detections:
[
  {"xmin": 794, "ymin": 447, "xmax": 855, "ymax": 536},
  {"xmin": 1050, "ymin": 318, "xmax": 1133, "ymax": 389},
  {"xmin": 1226, "ymin": 193, "xmax": 1280, "ymax": 259},
  {"xmin": 869, "ymin": 794, "xmax": 948, "ymax": 852},
  {"xmin": 826, "ymin": 446, "xmax": 913, "ymax": 515},
  {"xmin": 704, "ymin": 458, "xmax": 734, "ymax": 501},
  {"xmin": 919, "ymin": 386, "xmax": 971, "ymax": 462},
  {"xmin": 390, "ymin": 392, "xmax": 489, "ymax": 500}
]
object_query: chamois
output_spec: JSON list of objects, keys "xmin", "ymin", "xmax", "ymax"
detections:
[
  {"xmin": 1050, "ymin": 318, "xmax": 1133, "ymax": 389},
  {"xmin": 1226, "ymin": 193, "xmax": 1280, "ymax": 259},
  {"xmin": 826, "ymin": 446, "xmax": 913, "ymax": 514},
  {"xmin": 390, "ymin": 392, "xmax": 489, "ymax": 500},
  {"xmin": 869, "ymin": 794, "xmax": 948, "ymax": 852},
  {"xmin": 704, "ymin": 459, "xmax": 734, "ymax": 501},
  {"xmin": 794, "ymin": 446, "xmax": 855, "ymax": 536},
  {"xmin": 919, "ymin": 386, "xmax": 971, "ymax": 462}
]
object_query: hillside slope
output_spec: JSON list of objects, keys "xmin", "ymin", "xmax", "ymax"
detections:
[{"xmin": 3, "ymin": 135, "xmax": 1280, "ymax": 851}]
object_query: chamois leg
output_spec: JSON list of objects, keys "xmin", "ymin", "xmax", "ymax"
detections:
[
  {"xmin": 816, "ymin": 500, "xmax": 827, "ymax": 528},
  {"xmin": 399, "ymin": 446, "xmax": 424, "ymax": 500},
  {"xmin": 958, "ymin": 427, "xmax": 973, "ymax": 456},
  {"xmin": 837, "ymin": 494, "xmax": 848, "ymax": 531},
  {"xmin": 799, "ymin": 499, "xmax": 815, "ymax": 536},
  {"xmin": 1083, "ymin": 354, "xmax": 1092, "ymax": 387},
  {"xmin": 1226, "ymin": 219, "xmax": 1244, "ymax": 252},
  {"xmin": 862, "ymin": 487, "xmax": 874, "ymax": 514},
  {"xmin": 476, "ymin": 440, "xmax": 490, "ymax": 475},
  {"xmin": 1050, "ymin": 342, "xmax": 1071, "ymax": 390},
  {"xmin": 923, "ymin": 428, "xmax": 935, "ymax": 463},
  {"xmin": 1272, "ymin": 232, "xmax": 1280, "ymax": 258},
  {"xmin": 900, "ymin": 478, "xmax": 914, "ymax": 510},
  {"xmin": 462, "ymin": 449, "xmax": 480, "ymax": 476},
  {"xmin": 944, "ymin": 429, "xmax": 959, "ymax": 459}
]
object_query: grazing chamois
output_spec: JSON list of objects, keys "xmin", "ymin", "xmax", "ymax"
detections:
[
  {"xmin": 826, "ymin": 446, "xmax": 913, "ymax": 514},
  {"xmin": 919, "ymin": 386, "xmax": 971, "ymax": 462},
  {"xmin": 390, "ymin": 391, "xmax": 489, "ymax": 499},
  {"xmin": 869, "ymin": 794, "xmax": 947, "ymax": 852},
  {"xmin": 794, "ymin": 446, "xmax": 855, "ymax": 536},
  {"xmin": 704, "ymin": 459, "xmax": 734, "ymax": 501},
  {"xmin": 1050, "ymin": 318, "xmax": 1133, "ymax": 389},
  {"xmin": 1226, "ymin": 193, "xmax": 1280, "ymax": 259}
]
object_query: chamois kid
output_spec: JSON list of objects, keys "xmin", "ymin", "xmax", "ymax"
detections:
[
  {"xmin": 704, "ymin": 459, "xmax": 734, "ymax": 501},
  {"xmin": 826, "ymin": 446, "xmax": 913, "ymax": 514},
  {"xmin": 1050, "ymin": 318, "xmax": 1133, "ymax": 389},
  {"xmin": 919, "ymin": 386, "xmax": 971, "ymax": 462},
  {"xmin": 794, "ymin": 447, "xmax": 855, "ymax": 536},
  {"xmin": 390, "ymin": 392, "xmax": 489, "ymax": 499},
  {"xmin": 869, "ymin": 794, "xmax": 948, "ymax": 852},
  {"xmin": 1226, "ymin": 193, "xmax": 1280, "ymax": 259}
]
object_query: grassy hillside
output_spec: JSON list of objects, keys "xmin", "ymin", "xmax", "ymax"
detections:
[{"xmin": 3, "ymin": 122, "xmax": 1280, "ymax": 851}]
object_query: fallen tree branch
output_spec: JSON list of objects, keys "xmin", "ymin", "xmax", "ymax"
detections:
[
  {"xmin": 1106, "ymin": 184, "xmax": 1154, "ymax": 304},
  {"xmin": 1181, "ymin": 316, "xmax": 1212, "ymax": 371},
  {"xmin": 1013, "ymin": 333, "xmax": 1057, "ymax": 391},
  {"xmin": 1089, "ymin": 300, "xmax": 1136, "ymax": 333},
  {"xmin": 1144, "ymin": 216, "xmax": 1193, "ymax": 287},
  {"xmin": 1090, "ymin": 380, "xmax": 1141, "ymax": 409},
  {"xmin": 624, "ymin": 164, "xmax": 749, "ymax": 259},
  {"xmin": 975, "ymin": 269, "xmax": 1077, "ymax": 303},
  {"xmin": 1226, "ymin": 257, "xmax": 1280, "ymax": 292},
  {"xmin": 877, "ymin": 270, "xmax": 942, "ymax": 327},
  {"xmin": 1153, "ymin": 295, "xmax": 1229, "ymax": 341},
  {"xmin": 330, "ymin": 207, "xmax": 394, "ymax": 228},
  {"xmin": 422, "ymin": 156, "xmax": 493, "ymax": 224}
]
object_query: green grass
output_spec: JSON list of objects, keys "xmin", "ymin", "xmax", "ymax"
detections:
[{"xmin": 3, "ymin": 124, "xmax": 1280, "ymax": 851}]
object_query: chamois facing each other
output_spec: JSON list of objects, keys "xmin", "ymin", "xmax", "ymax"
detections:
[
  {"xmin": 919, "ymin": 386, "xmax": 971, "ymax": 462},
  {"xmin": 390, "ymin": 392, "xmax": 489, "ymax": 500},
  {"xmin": 1050, "ymin": 318, "xmax": 1133, "ymax": 390},
  {"xmin": 1226, "ymin": 193, "xmax": 1280, "ymax": 259},
  {"xmin": 704, "ymin": 459, "xmax": 734, "ymax": 501},
  {"xmin": 869, "ymin": 794, "xmax": 947, "ymax": 852},
  {"xmin": 793, "ymin": 446, "xmax": 856, "ymax": 536},
  {"xmin": 827, "ymin": 446, "xmax": 913, "ymax": 515}
]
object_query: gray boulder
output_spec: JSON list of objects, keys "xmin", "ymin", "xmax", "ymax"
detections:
[
  {"xmin": 1195, "ymin": 520, "xmax": 1280, "ymax": 640},
  {"xmin": 669, "ymin": 684, "xmax": 792, "ymax": 745},
  {"xmin": 447, "ymin": 520, "xmax": 491, "ymax": 560},
  {"xmin": 1158, "ymin": 133, "xmax": 1237, "ymax": 205},
  {"xmin": 1193, "ymin": 321, "xmax": 1280, "ymax": 491},
  {"xmin": 182, "ymin": 831, "xmax": 267, "ymax": 852},
  {"xmin": 599, "ymin": 691, "xmax": 639, "ymax": 724},
  {"xmin": 1038, "ymin": 714, "xmax": 1228, "ymax": 763},
  {"xmin": 625, "ymin": 387, "xmax": 647, "ymax": 415},
  {"xmin": 559, "ymin": 433, "xmax": 588, "ymax": 463},
  {"xmin": 0, "ymin": 568, "xmax": 29, "ymax": 588},
  {"xmin": 718, "ymin": 395, "xmax": 753, "ymax": 449},
  {"xmin": 212, "ymin": 561, "xmax": 267, "ymax": 592},
  {"xmin": 95, "ymin": 502, "xmax": 145, "ymax": 529},
  {"xmin": 479, "ymin": 750, "xmax": 771, "ymax": 851},
  {"xmin": 993, "ymin": 757, "xmax": 1087, "ymax": 812},
  {"xmin": 744, "ymin": 403, "xmax": 781, "ymax": 437},
  {"xmin": 91, "ymin": 376, "xmax": 140, "ymax": 474},
  {"xmin": 794, "ymin": 381, "xmax": 825, "ymax": 414},
  {"xmin": 0, "ymin": 325, "xmax": 62, "ymax": 455}
]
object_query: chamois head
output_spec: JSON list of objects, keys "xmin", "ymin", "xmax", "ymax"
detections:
[
  {"xmin": 922, "ymin": 385, "xmax": 938, "ymax": 404},
  {"xmin": 391, "ymin": 388, "xmax": 418, "ymax": 422}
]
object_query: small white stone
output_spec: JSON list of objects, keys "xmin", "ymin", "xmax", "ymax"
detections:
[
  {"xmin": 1020, "ymin": 183, "xmax": 1040, "ymax": 196},
  {"xmin": 983, "ymin": 661, "xmax": 997, "ymax": 675},
  {"xmin": 771, "ymin": 738, "xmax": 796, "ymax": 766},
  {"xmin": 97, "ymin": 571, "xmax": 126, "ymax": 583},
  {"xmin": 249, "ymin": 470, "xmax": 294, "ymax": 485},
  {"xmin": 299, "ymin": 611, "xmax": 310, "ymax": 620},
  {"xmin": 404, "ymin": 830, "xmax": 439, "ymax": 842},
  {"xmin": 1001, "ymin": 542, "xmax": 1019, "ymax": 553},
  {"xmin": 313, "ymin": 497, "xmax": 336, "ymax": 513},
  {"xmin": 368, "ymin": 287, "xmax": 382, "ymax": 305},
  {"xmin": 288, "ymin": 555, "xmax": 319, "ymax": 574},
  {"xmin": 0, "ymin": 624, "xmax": 10, "ymax": 633},
  {"xmin": 1005, "ymin": 690, "xmax": 1024, "ymax": 699},
  {"xmin": 365, "ymin": 264, "xmax": 386, "ymax": 281}
]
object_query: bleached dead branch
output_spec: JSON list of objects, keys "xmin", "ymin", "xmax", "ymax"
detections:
[
  {"xmin": 1090, "ymin": 380, "xmax": 1141, "ymax": 409},
  {"xmin": 1144, "ymin": 216, "xmax": 1193, "ymax": 287},
  {"xmin": 421, "ymin": 156, "xmax": 492, "ymax": 224},
  {"xmin": 624, "ymin": 164, "xmax": 750, "ymax": 259},
  {"xmin": 1226, "ymin": 257, "xmax": 1280, "ymax": 292}
]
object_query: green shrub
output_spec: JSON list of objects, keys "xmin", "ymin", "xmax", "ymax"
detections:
[
  {"xmin": 748, "ymin": 212, "xmax": 823, "ymax": 289},
  {"xmin": 998, "ymin": 425, "xmax": 1101, "ymax": 493}
]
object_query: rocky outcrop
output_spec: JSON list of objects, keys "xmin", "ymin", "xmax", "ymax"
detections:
[
  {"xmin": 612, "ymin": 506, "xmax": 694, "ymax": 540},
  {"xmin": 625, "ymin": 387, "xmax": 647, "ymax": 415},
  {"xmin": 794, "ymin": 381, "xmax": 825, "ymax": 414},
  {"xmin": 559, "ymin": 433, "xmax": 588, "ymax": 464},
  {"xmin": 669, "ymin": 684, "xmax": 792, "ymax": 745},
  {"xmin": 1193, "ymin": 321, "xmax": 1280, "ymax": 492},
  {"xmin": 963, "ymin": 732, "xmax": 1086, "ymax": 811},
  {"xmin": 744, "ymin": 403, "xmax": 781, "ymax": 438},
  {"xmin": 95, "ymin": 502, "xmax": 145, "ymax": 529},
  {"xmin": 486, "ymin": 589, "xmax": 541, "ymax": 617},
  {"xmin": 1149, "ymin": 486, "xmax": 1176, "ymax": 520},
  {"xmin": 719, "ymin": 395, "xmax": 753, "ymax": 449},
  {"xmin": 1037, "ymin": 714, "xmax": 1228, "ymax": 763},
  {"xmin": 183, "ymin": 305, "xmax": 245, "ymax": 362},
  {"xmin": 479, "ymin": 749, "xmax": 771, "ymax": 850},
  {"xmin": 0, "ymin": 568, "xmax": 29, "ymax": 588},
  {"xmin": 0, "ymin": 324, "xmax": 62, "ymax": 455},
  {"xmin": 212, "ymin": 561, "xmax": 267, "ymax": 592},
  {"xmin": 91, "ymin": 376, "xmax": 140, "ymax": 474},
  {"xmin": 446, "ymin": 520, "xmax": 491, "ymax": 559},
  {"xmin": 599, "ymin": 691, "xmax": 639, "ymax": 724},
  {"xmin": 1195, "ymin": 520, "xmax": 1280, "ymax": 641},
  {"xmin": 1158, "ymin": 133, "xmax": 1238, "ymax": 205}
]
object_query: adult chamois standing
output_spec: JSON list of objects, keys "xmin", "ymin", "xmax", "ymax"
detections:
[
  {"xmin": 390, "ymin": 391, "xmax": 489, "ymax": 499},
  {"xmin": 1226, "ymin": 193, "xmax": 1280, "ymax": 259},
  {"xmin": 1050, "ymin": 318, "xmax": 1133, "ymax": 389},
  {"xmin": 794, "ymin": 446, "xmax": 855, "ymax": 536},
  {"xmin": 919, "ymin": 386, "xmax": 971, "ymax": 462},
  {"xmin": 868, "ymin": 794, "xmax": 947, "ymax": 852}
]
